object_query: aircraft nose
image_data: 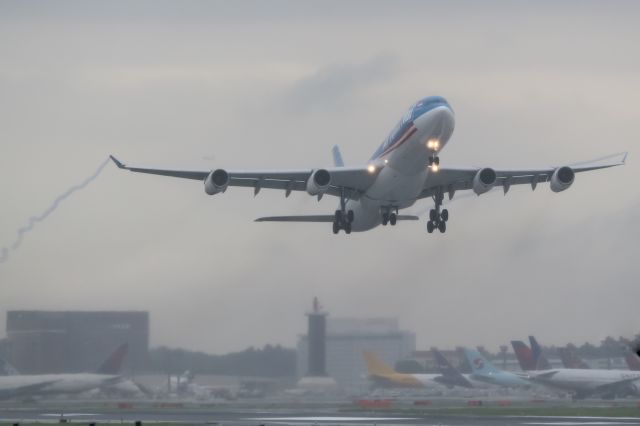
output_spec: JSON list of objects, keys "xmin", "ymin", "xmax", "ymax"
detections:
[{"xmin": 428, "ymin": 106, "xmax": 455, "ymax": 139}]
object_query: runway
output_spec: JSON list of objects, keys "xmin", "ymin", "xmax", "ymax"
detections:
[{"xmin": 1, "ymin": 407, "xmax": 640, "ymax": 426}]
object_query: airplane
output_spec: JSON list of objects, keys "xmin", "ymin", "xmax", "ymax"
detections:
[
  {"xmin": 462, "ymin": 348, "xmax": 530, "ymax": 388},
  {"xmin": 525, "ymin": 366, "xmax": 640, "ymax": 399},
  {"xmin": 511, "ymin": 340, "xmax": 537, "ymax": 371},
  {"xmin": 512, "ymin": 337, "xmax": 640, "ymax": 398},
  {"xmin": 0, "ymin": 343, "xmax": 130, "ymax": 400},
  {"xmin": 362, "ymin": 351, "xmax": 443, "ymax": 389},
  {"xmin": 109, "ymin": 96, "xmax": 627, "ymax": 235}
]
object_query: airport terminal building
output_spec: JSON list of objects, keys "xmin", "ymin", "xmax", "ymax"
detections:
[
  {"xmin": 3, "ymin": 310, "xmax": 149, "ymax": 374},
  {"xmin": 297, "ymin": 317, "xmax": 415, "ymax": 391}
]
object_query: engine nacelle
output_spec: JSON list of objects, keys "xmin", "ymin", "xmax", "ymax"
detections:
[
  {"xmin": 306, "ymin": 169, "xmax": 331, "ymax": 195},
  {"xmin": 550, "ymin": 166, "xmax": 575, "ymax": 193},
  {"xmin": 204, "ymin": 169, "xmax": 229, "ymax": 195},
  {"xmin": 473, "ymin": 167, "xmax": 497, "ymax": 195}
]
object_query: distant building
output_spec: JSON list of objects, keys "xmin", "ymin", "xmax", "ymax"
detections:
[
  {"xmin": 5, "ymin": 310, "xmax": 149, "ymax": 374},
  {"xmin": 297, "ymin": 317, "xmax": 415, "ymax": 391}
]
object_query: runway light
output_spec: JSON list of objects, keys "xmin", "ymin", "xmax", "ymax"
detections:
[{"xmin": 367, "ymin": 164, "xmax": 376, "ymax": 173}]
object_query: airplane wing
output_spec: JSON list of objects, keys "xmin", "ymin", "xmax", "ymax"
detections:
[
  {"xmin": 255, "ymin": 215, "xmax": 418, "ymax": 222},
  {"xmin": 0, "ymin": 380, "xmax": 59, "ymax": 400},
  {"xmin": 110, "ymin": 156, "xmax": 378, "ymax": 199},
  {"xmin": 419, "ymin": 152, "xmax": 627, "ymax": 199}
]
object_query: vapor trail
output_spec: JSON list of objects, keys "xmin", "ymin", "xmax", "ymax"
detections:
[{"xmin": 0, "ymin": 158, "xmax": 111, "ymax": 264}]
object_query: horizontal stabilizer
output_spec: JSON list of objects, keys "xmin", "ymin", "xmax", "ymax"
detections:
[{"xmin": 255, "ymin": 215, "xmax": 419, "ymax": 222}]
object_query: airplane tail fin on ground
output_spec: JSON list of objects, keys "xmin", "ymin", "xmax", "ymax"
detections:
[
  {"xmin": 96, "ymin": 343, "xmax": 128, "ymax": 375},
  {"xmin": 362, "ymin": 351, "xmax": 396, "ymax": 376},
  {"xmin": 432, "ymin": 349, "xmax": 473, "ymax": 388},
  {"xmin": 332, "ymin": 145, "xmax": 345, "ymax": 167},
  {"xmin": 529, "ymin": 336, "xmax": 552, "ymax": 370},
  {"xmin": 0, "ymin": 358, "xmax": 20, "ymax": 376},
  {"xmin": 463, "ymin": 348, "xmax": 500, "ymax": 375},
  {"xmin": 511, "ymin": 340, "xmax": 536, "ymax": 371},
  {"xmin": 625, "ymin": 352, "xmax": 640, "ymax": 371},
  {"xmin": 558, "ymin": 346, "xmax": 590, "ymax": 369}
]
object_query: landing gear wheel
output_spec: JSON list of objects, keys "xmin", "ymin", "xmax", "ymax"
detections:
[
  {"xmin": 382, "ymin": 213, "xmax": 389, "ymax": 226},
  {"xmin": 438, "ymin": 221, "xmax": 446, "ymax": 233},
  {"xmin": 441, "ymin": 209, "xmax": 449, "ymax": 222},
  {"xmin": 434, "ymin": 156, "xmax": 440, "ymax": 166},
  {"xmin": 347, "ymin": 210, "xmax": 354, "ymax": 223},
  {"xmin": 427, "ymin": 221, "xmax": 435, "ymax": 233},
  {"xmin": 332, "ymin": 221, "xmax": 339, "ymax": 234},
  {"xmin": 344, "ymin": 222, "xmax": 352, "ymax": 234},
  {"xmin": 389, "ymin": 213, "xmax": 397, "ymax": 226},
  {"xmin": 429, "ymin": 209, "xmax": 437, "ymax": 222},
  {"xmin": 334, "ymin": 210, "xmax": 342, "ymax": 223}
]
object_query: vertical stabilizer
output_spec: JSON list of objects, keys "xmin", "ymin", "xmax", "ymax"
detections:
[
  {"xmin": 432, "ymin": 349, "xmax": 473, "ymax": 388},
  {"xmin": 511, "ymin": 340, "xmax": 536, "ymax": 371},
  {"xmin": 96, "ymin": 343, "xmax": 129, "ymax": 375},
  {"xmin": 528, "ymin": 336, "xmax": 552, "ymax": 370},
  {"xmin": 626, "ymin": 352, "xmax": 640, "ymax": 371},
  {"xmin": 0, "ymin": 358, "xmax": 20, "ymax": 376},
  {"xmin": 558, "ymin": 346, "xmax": 590, "ymax": 369},
  {"xmin": 332, "ymin": 145, "xmax": 345, "ymax": 167},
  {"xmin": 463, "ymin": 348, "xmax": 500, "ymax": 375},
  {"xmin": 362, "ymin": 351, "xmax": 396, "ymax": 376}
]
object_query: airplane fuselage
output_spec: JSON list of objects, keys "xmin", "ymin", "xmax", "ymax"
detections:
[
  {"xmin": 347, "ymin": 97, "xmax": 455, "ymax": 231},
  {"xmin": 0, "ymin": 373, "xmax": 122, "ymax": 399},
  {"xmin": 530, "ymin": 369, "xmax": 640, "ymax": 396}
]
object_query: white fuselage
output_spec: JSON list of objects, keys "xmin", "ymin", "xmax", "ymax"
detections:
[
  {"xmin": 347, "ymin": 105, "xmax": 455, "ymax": 231},
  {"xmin": 530, "ymin": 369, "xmax": 640, "ymax": 395},
  {"xmin": 0, "ymin": 373, "xmax": 121, "ymax": 399}
]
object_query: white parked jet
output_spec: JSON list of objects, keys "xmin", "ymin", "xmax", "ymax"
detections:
[
  {"xmin": 111, "ymin": 96, "xmax": 626, "ymax": 234},
  {"xmin": 0, "ymin": 344, "xmax": 129, "ymax": 400}
]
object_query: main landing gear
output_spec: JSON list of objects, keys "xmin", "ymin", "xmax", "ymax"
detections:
[
  {"xmin": 381, "ymin": 207, "xmax": 398, "ymax": 226},
  {"xmin": 333, "ymin": 188, "xmax": 354, "ymax": 234},
  {"xmin": 428, "ymin": 155, "xmax": 440, "ymax": 167},
  {"xmin": 426, "ymin": 187, "xmax": 448, "ymax": 234}
]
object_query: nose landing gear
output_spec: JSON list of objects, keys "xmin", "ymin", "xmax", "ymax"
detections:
[{"xmin": 426, "ymin": 187, "xmax": 448, "ymax": 234}]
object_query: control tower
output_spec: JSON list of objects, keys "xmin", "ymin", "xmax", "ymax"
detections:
[
  {"xmin": 297, "ymin": 297, "xmax": 338, "ymax": 391},
  {"xmin": 306, "ymin": 297, "xmax": 328, "ymax": 376}
]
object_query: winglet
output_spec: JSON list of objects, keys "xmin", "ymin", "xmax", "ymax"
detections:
[{"xmin": 109, "ymin": 155, "xmax": 126, "ymax": 169}]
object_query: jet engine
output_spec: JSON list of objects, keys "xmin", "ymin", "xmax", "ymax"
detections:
[
  {"xmin": 204, "ymin": 169, "xmax": 229, "ymax": 195},
  {"xmin": 550, "ymin": 166, "xmax": 575, "ymax": 193},
  {"xmin": 473, "ymin": 167, "xmax": 497, "ymax": 195},
  {"xmin": 306, "ymin": 169, "xmax": 331, "ymax": 195}
]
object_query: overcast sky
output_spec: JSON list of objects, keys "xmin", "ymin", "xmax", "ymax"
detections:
[{"xmin": 0, "ymin": 1, "xmax": 638, "ymax": 354}]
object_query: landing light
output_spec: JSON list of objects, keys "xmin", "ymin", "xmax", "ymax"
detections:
[
  {"xmin": 427, "ymin": 139, "xmax": 440, "ymax": 150},
  {"xmin": 367, "ymin": 164, "xmax": 376, "ymax": 173},
  {"xmin": 431, "ymin": 164, "xmax": 439, "ymax": 172}
]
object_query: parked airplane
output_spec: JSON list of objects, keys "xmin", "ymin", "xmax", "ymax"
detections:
[
  {"xmin": 431, "ymin": 349, "xmax": 492, "ymax": 389},
  {"xmin": 525, "ymin": 367, "xmax": 640, "ymax": 399},
  {"xmin": 362, "ymin": 351, "xmax": 442, "ymax": 389},
  {"xmin": 0, "ymin": 343, "xmax": 129, "ymax": 399},
  {"xmin": 110, "ymin": 96, "xmax": 626, "ymax": 234},
  {"xmin": 512, "ymin": 337, "xmax": 640, "ymax": 398},
  {"xmin": 462, "ymin": 348, "xmax": 530, "ymax": 388}
]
